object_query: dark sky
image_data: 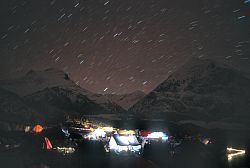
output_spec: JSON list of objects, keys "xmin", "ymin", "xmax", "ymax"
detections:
[{"xmin": 0, "ymin": 0, "xmax": 249, "ymax": 94}]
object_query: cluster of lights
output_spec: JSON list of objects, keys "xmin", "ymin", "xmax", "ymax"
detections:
[
  {"xmin": 56, "ymin": 147, "xmax": 75, "ymax": 155},
  {"xmin": 118, "ymin": 130, "xmax": 136, "ymax": 135},
  {"xmin": 227, "ymin": 147, "xmax": 245, "ymax": 161},
  {"xmin": 101, "ymin": 127, "xmax": 114, "ymax": 132}
]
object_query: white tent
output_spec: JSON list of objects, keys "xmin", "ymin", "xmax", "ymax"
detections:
[{"xmin": 109, "ymin": 134, "xmax": 142, "ymax": 155}]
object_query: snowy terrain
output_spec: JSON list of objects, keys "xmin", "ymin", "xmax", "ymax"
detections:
[
  {"xmin": 130, "ymin": 58, "xmax": 250, "ymax": 129},
  {"xmin": 0, "ymin": 69, "xmax": 127, "ymax": 128}
]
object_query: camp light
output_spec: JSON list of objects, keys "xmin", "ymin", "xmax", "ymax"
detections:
[
  {"xmin": 227, "ymin": 147, "xmax": 245, "ymax": 161},
  {"xmin": 86, "ymin": 128, "xmax": 106, "ymax": 140},
  {"xmin": 56, "ymin": 147, "xmax": 75, "ymax": 155},
  {"xmin": 147, "ymin": 132, "xmax": 168, "ymax": 140},
  {"xmin": 101, "ymin": 127, "xmax": 114, "ymax": 132}
]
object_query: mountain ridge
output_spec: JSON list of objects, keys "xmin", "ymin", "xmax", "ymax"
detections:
[
  {"xmin": 130, "ymin": 58, "xmax": 250, "ymax": 127},
  {"xmin": 0, "ymin": 68, "xmax": 127, "ymax": 126}
]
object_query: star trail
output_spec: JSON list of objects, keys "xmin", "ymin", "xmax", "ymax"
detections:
[{"xmin": 0, "ymin": 0, "xmax": 249, "ymax": 94}]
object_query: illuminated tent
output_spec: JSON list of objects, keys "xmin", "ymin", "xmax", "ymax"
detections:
[
  {"xmin": 44, "ymin": 137, "xmax": 53, "ymax": 150},
  {"xmin": 109, "ymin": 134, "xmax": 142, "ymax": 154},
  {"xmin": 32, "ymin": 124, "xmax": 43, "ymax": 133}
]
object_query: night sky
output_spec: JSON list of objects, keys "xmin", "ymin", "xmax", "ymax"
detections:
[{"xmin": 0, "ymin": 0, "xmax": 249, "ymax": 94}]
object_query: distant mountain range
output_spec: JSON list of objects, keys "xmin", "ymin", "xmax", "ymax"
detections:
[
  {"xmin": 1, "ymin": 58, "xmax": 250, "ymax": 130},
  {"xmin": 130, "ymin": 58, "xmax": 250, "ymax": 128},
  {"xmin": 0, "ymin": 69, "xmax": 128, "ymax": 127}
]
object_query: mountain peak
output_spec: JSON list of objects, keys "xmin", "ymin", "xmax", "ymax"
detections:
[
  {"xmin": 0, "ymin": 68, "xmax": 127, "ymax": 114},
  {"xmin": 154, "ymin": 58, "xmax": 241, "ymax": 93},
  {"xmin": 169, "ymin": 58, "xmax": 230, "ymax": 79},
  {"xmin": 0, "ymin": 68, "xmax": 83, "ymax": 96},
  {"xmin": 130, "ymin": 58, "xmax": 250, "ymax": 126}
]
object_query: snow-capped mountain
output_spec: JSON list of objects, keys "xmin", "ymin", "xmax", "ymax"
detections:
[
  {"xmin": 130, "ymin": 58, "xmax": 250, "ymax": 127},
  {"xmin": 0, "ymin": 68, "xmax": 126, "ymax": 119},
  {"xmin": 105, "ymin": 90, "xmax": 146, "ymax": 110},
  {"xmin": 0, "ymin": 68, "xmax": 92, "ymax": 97}
]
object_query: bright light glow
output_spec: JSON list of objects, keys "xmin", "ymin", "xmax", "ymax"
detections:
[
  {"xmin": 116, "ymin": 135, "xmax": 140, "ymax": 146},
  {"xmin": 130, "ymin": 145, "xmax": 142, "ymax": 152},
  {"xmin": 117, "ymin": 136, "xmax": 130, "ymax": 145},
  {"xmin": 24, "ymin": 126, "xmax": 31, "ymax": 133},
  {"xmin": 33, "ymin": 124, "xmax": 43, "ymax": 133},
  {"xmin": 202, "ymin": 138, "xmax": 210, "ymax": 145},
  {"xmin": 117, "ymin": 145, "xmax": 129, "ymax": 152},
  {"xmin": 227, "ymin": 147, "xmax": 245, "ymax": 161},
  {"xmin": 162, "ymin": 136, "xmax": 169, "ymax": 140},
  {"xmin": 61, "ymin": 128, "xmax": 70, "ymax": 137},
  {"xmin": 93, "ymin": 128, "xmax": 106, "ymax": 137},
  {"xmin": 147, "ymin": 132, "xmax": 168, "ymax": 140},
  {"xmin": 109, "ymin": 136, "xmax": 118, "ymax": 150},
  {"xmin": 109, "ymin": 135, "xmax": 142, "ymax": 154},
  {"xmin": 118, "ymin": 130, "xmax": 136, "ymax": 135},
  {"xmin": 101, "ymin": 127, "xmax": 114, "ymax": 132},
  {"xmin": 86, "ymin": 128, "xmax": 106, "ymax": 140}
]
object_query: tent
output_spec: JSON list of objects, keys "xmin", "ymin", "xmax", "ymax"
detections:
[
  {"xmin": 109, "ymin": 134, "xmax": 142, "ymax": 155},
  {"xmin": 139, "ymin": 130, "xmax": 151, "ymax": 137},
  {"xmin": 33, "ymin": 124, "xmax": 43, "ymax": 133},
  {"xmin": 44, "ymin": 137, "xmax": 53, "ymax": 150}
]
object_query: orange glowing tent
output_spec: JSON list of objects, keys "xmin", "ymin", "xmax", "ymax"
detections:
[
  {"xmin": 44, "ymin": 137, "xmax": 53, "ymax": 150},
  {"xmin": 32, "ymin": 124, "xmax": 43, "ymax": 133}
]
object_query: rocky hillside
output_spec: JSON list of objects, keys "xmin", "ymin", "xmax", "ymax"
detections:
[
  {"xmin": 130, "ymin": 59, "xmax": 250, "ymax": 126},
  {"xmin": 0, "ymin": 88, "xmax": 45, "ymax": 130}
]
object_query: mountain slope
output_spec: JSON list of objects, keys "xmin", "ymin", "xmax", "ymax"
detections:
[
  {"xmin": 130, "ymin": 59, "xmax": 250, "ymax": 125},
  {"xmin": 0, "ymin": 68, "xmax": 126, "ymax": 116},
  {"xmin": 23, "ymin": 86, "xmax": 126, "ymax": 115},
  {"xmin": 0, "ymin": 88, "xmax": 44, "ymax": 130},
  {"xmin": 105, "ymin": 90, "xmax": 146, "ymax": 110},
  {"xmin": 0, "ymin": 68, "xmax": 88, "ymax": 96}
]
